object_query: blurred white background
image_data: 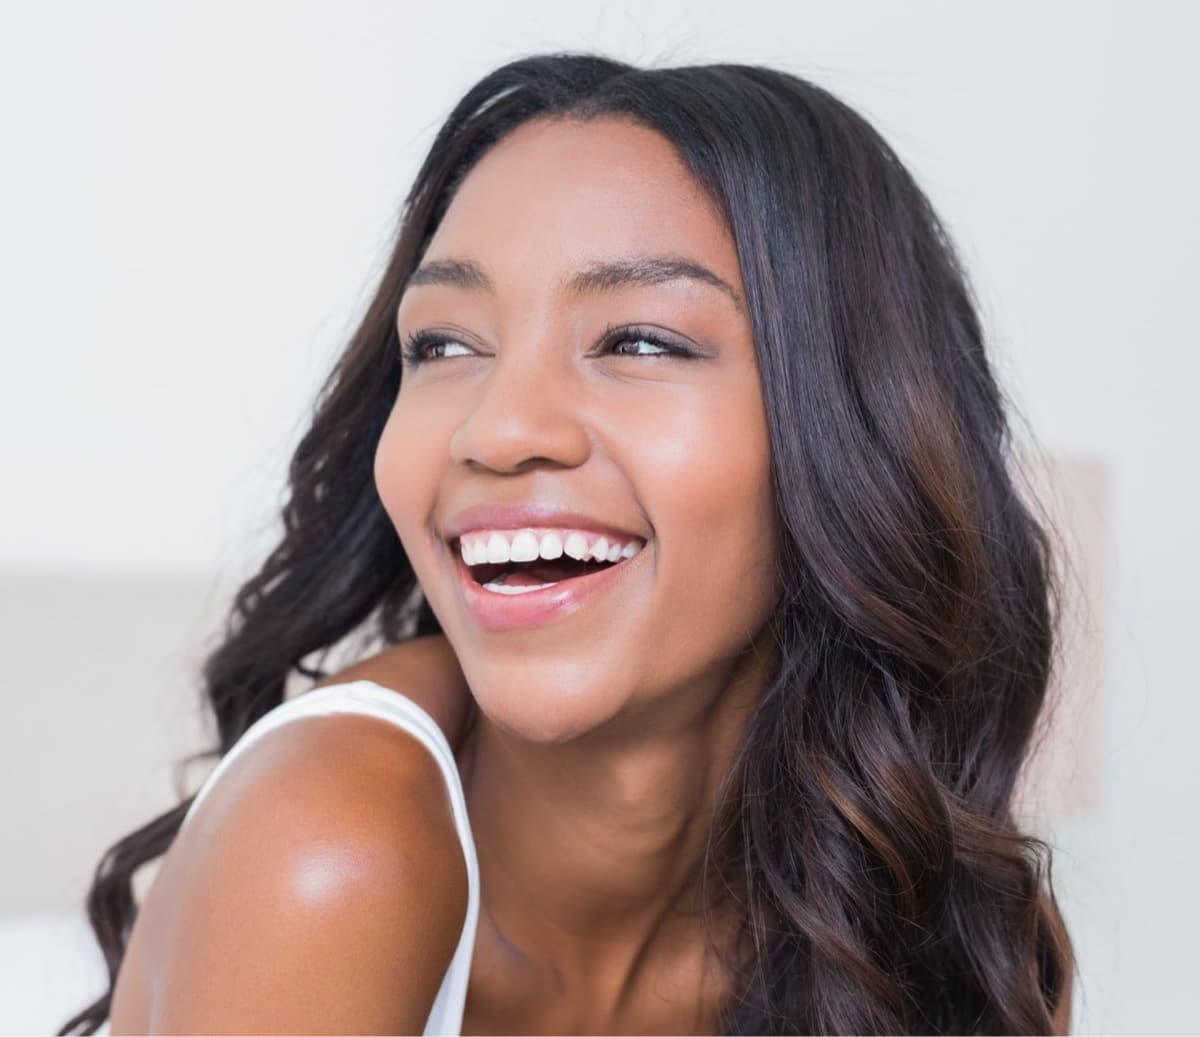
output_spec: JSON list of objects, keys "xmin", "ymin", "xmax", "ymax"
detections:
[{"xmin": 2, "ymin": 0, "xmax": 1197, "ymax": 1032}]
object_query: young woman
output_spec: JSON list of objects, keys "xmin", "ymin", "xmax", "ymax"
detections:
[{"xmin": 63, "ymin": 52, "xmax": 1074, "ymax": 1035}]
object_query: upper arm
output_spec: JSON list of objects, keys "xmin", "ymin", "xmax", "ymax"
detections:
[{"xmin": 124, "ymin": 714, "xmax": 468, "ymax": 1035}]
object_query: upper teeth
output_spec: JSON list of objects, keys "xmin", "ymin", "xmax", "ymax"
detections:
[{"xmin": 458, "ymin": 529, "xmax": 645, "ymax": 567}]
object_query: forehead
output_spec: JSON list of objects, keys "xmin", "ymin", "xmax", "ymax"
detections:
[{"xmin": 421, "ymin": 116, "xmax": 741, "ymax": 301}]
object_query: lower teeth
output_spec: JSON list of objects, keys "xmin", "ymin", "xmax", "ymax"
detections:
[{"xmin": 481, "ymin": 579, "xmax": 559, "ymax": 595}]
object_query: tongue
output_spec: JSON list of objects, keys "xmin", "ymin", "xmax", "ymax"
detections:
[{"xmin": 497, "ymin": 558, "xmax": 609, "ymax": 586}]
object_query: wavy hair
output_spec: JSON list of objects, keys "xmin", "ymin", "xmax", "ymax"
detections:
[{"xmin": 62, "ymin": 51, "xmax": 1074, "ymax": 1034}]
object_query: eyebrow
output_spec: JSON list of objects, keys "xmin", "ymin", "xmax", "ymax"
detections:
[{"xmin": 406, "ymin": 254, "xmax": 744, "ymax": 312}]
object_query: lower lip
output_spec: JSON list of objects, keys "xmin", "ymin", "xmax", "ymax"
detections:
[{"xmin": 452, "ymin": 542, "xmax": 649, "ymax": 631}]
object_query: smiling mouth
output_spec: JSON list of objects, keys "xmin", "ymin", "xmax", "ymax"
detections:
[{"xmin": 449, "ymin": 535, "xmax": 648, "ymax": 628}]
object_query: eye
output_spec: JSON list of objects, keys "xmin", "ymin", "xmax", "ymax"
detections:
[
  {"xmin": 602, "ymin": 325, "xmax": 694, "ymax": 360},
  {"xmin": 400, "ymin": 330, "xmax": 475, "ymax": 366}
]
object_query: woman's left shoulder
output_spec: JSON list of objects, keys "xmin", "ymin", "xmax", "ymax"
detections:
[{"xmin": 316, "ymin": 634, "xmax": 474, "ymax": 749}]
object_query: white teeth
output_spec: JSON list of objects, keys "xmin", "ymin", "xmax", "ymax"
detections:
[
  {"xmin": 482, "ymin": 579, "xmax": 558, "ymax": 595},
  {"xmin": 486, "ymin": 532, "xmax": 510, "ymax": 564},
  {"xmin": 457, "ymin": 528, "xmax": 647, "ymax": 568},
  {"xmin": 509, "ymin": 530, "xmax": 541, "ymax": 563}
]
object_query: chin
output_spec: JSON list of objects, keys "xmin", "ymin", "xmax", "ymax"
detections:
[{"xmin": 457, "ymin": 651, "xmax": 631, "ymax": 745}]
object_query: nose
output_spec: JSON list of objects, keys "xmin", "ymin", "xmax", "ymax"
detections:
[{"xmin": 448, "ymin": 347, "xmax": 591, "ymax": 475}]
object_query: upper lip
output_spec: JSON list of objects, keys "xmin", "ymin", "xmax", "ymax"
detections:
[{"xmin": 442, "ymin": 503, "xmax": 649, "ymax": 543}]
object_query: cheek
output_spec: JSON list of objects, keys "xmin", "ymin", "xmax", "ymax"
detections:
[
  {"xmin": 372, "ymin": 395, "xmax": 443, "ymax": 549},
  {"xmin": 624, "ymin": 381, "xmax": 779, "ymax": 635}
]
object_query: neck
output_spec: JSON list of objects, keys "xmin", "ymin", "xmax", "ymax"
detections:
[{"xmin": 458, "ymin": 634, "xmax": 776, "ymax": 1014}]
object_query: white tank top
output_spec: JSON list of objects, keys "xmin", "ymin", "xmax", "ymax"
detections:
[{"xmin": 177, "ymin": 678, "xmax": 480, "ymax": 1036}]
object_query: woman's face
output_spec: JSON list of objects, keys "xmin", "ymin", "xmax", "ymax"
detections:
[{"xmin": 376, "ymin": 116, "xmax": 780, "ymax": 743}]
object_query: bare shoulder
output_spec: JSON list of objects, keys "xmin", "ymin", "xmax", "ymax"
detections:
[
  {"xmin": 318, "ymin": 633, "xmax": 476, "ymax": 750},
  {"xmin": 111, "ymin": 705, "xmax": 468, "ymax": 1034}
]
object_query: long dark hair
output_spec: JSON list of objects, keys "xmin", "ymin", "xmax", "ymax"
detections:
[{"xmin": 63, "ymin": 51, "xmax": 1074, "ymax": 1034}]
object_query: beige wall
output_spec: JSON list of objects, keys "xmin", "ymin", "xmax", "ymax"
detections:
[
  {"xmin": 0, "ymin": 568, "xmax": 223, "ymax": 917},
  {"xmin": 1013, "ymin": 450, "xmax": 1108, "ymax": 824}
]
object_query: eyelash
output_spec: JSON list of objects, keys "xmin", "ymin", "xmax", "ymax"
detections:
[{"xmin": 399, "ymin": 325, "xmax": 693, "ymax": 367}]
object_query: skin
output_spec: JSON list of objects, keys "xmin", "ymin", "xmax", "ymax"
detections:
[{"xmin": 374, "ymin": 114, "xmax": 783, "ymax": 1032}]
